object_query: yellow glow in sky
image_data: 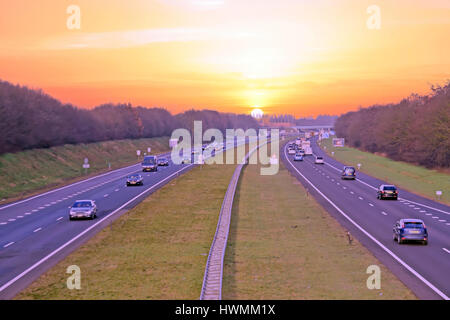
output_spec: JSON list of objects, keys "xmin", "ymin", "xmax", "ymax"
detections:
[{"xmin": 0, "ymin": 0, "xmax": 449, "ymax": 116}]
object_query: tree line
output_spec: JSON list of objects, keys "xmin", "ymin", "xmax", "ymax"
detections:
[
  {"xmin": 0, "ymin": 80, "xmax": 258, "ymax": 155},
  {"xmin": 335, "ymin": 81, "xmax": 450, "ymax": 168}
]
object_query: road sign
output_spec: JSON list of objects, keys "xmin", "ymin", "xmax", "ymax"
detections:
[
  {"xmin": 136, "ymin": 150, "xmax": 141, "ymax": 156},
  {"xmin": 84, "ymin": 158, "xmax": 89, "ymax": 164},
  {"xmin": 357, "ymin": 163, "xmax": 361, "ymax": 170},
  {"xmin": 332, "ymin": 138, "xmax": 345, "ymax": 147},
  {"xmin": 147, "ymin": 147, "xmax": 151, "ymax": 153}
]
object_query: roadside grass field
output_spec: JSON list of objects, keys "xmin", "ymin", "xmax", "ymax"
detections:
[
  {"xmin": 0, "ymin": 137, "xmax": 170, "ymax": 202},
  {"xmin": 16, "ymin": 149, "xmax": 239, "ymax": 299},
  {"xmin": 320, "ymin": 137, "xmax": 449, "ymax": 205},
  {"xmin": 222, "ymin": 160, "xmax": 417, "ymax": 299}
]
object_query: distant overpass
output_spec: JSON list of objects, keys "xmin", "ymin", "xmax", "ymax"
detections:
[{"xmin": 293, "ymin": 125, "xmax": 334, "ymax": 130}]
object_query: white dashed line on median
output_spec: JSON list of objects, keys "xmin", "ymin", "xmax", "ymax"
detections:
[
  {"xmin": 33, "ymin": 228, "xmax": 42, "ymax": 233},
  {"xmin": 56, "ymin": 217, "xmax": 64, "ymax": 221},
  {"xmin": 369, "ymin": 203, "xmax": 374, "ymax": 207},
  {"xmin": 3, "ymin": 242, "xmax": 14, "ymax": 248},
  {"xmin": 358, "ymin": 196, "xmax": 364, "ymax": 200},
  {"xmin": 381, "ymin": 211, "xmax": 388, "ymax": 216}
]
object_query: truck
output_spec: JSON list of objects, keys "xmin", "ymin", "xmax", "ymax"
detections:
[
  {"xmin": 301, "ymin": 140, "xmax": 311, "ymax": 150},
  {"xmin": 142, "ymin": 155, "xmax": 158, "ymax": 172},
  {"xmin": 304, "ymin": 146, "xmax": 313, "ymax": 156}
]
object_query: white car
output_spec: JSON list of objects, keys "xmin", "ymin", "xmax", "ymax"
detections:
[
  {"xmin": 314, "ymin": 156, "xmax": 324, "ymax": 164},
  {"xmin": 288, "ymin": 148, "xmax": 296, "ymax": 155}
]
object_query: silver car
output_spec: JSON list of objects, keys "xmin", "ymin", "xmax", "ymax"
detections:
[{"xmin": 69, "ymin": 200, "xmax": 98, "ymax": 220}]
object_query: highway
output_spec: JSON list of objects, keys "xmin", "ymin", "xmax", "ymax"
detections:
[
  {"xmin": 282, "ymin": 137, "xmax": 450, "ymax": 300},
  {"xmin": 0, "ymin": 137, "xmax": 249, "ymax": 299}
]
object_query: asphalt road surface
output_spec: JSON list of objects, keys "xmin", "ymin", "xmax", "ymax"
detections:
[
  {"xmin": 0, "ymin": 137, "xmax": 251, "ymax": 299},
  {"xmin": 283, "ymin": 137, "xmax": 450, "ymax": 300}
]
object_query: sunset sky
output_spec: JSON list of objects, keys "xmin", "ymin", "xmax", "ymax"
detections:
[{"xmin": 1, "ymin": 0, "xmax": 449, "ymax": 117}]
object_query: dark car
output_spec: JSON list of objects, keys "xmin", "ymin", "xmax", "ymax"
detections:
[
  {"xmin": 142, "ymin": 155, "xmax": 157, "ymax": 172},
  {"xmin": 126, "ymin": 174, "xmax": 143, "ymax": 186},
  {"xmin": 294, "ymin": 153, "xmax": 303, "ymax": 161},
  {"xmin": 158, "ymin": 158, "xmax": 169, "ymax": 166},
  {"xmin": 393, "ymin": 219, "xmax": 428, "ymax": 245},
  {"xmin": 69, "ymin": 200, "xmax": 97, "ymax": 220},
  {"xmin": 341, "ymin": 166, "xmax": 356, "ymax": 180},
  {"xmin": 377, "ymin": 184, "xmax": 398, "ymax": 200}
]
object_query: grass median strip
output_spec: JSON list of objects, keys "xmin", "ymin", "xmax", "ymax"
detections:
[
  {"xmin": 222, "ymin": 161, "xmax": 417, "ymax": 299},
  {"xmin": 320, "ymin": 137, "xmax": 449, "ymax": 205},
  {"xmin": 16, "ymin": 161, "xmax": 238, "ymax": 299}
]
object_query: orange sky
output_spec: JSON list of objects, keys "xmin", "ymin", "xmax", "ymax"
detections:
[{"xmin": 1, "ymin": 0, "xmax": 449, "ymax": 117}]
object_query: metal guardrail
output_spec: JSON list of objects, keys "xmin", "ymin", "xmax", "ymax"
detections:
[{"xmin": 199, "ymin": 144, "xmax": 262, "ymax": 300}]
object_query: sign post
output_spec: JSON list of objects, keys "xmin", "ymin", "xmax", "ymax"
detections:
[
  {"xmin": 136, "ymin": 150, "xmax": 141, "ymax": 160},
  {"xmin": 436, "ymin": 190, "xmax": 442, "ymax": 200},
  {"xmin": 83, "ymin": 158, "xmax": 90, "ymax": 174}
]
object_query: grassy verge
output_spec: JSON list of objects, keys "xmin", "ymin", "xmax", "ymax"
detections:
[
  {"xmin": 320, "ymin": 137, "xmax": 449, "ymax": 205},
  {"xmin": 16, "ymin": 150, "xmax": 238, "ymax": 299},
  {"xmin": 222, "ymin": 160, "xmax": 417, "ymax": 299},
  {"xmin": 0, "ymin": 137, "xmax": 170, "ymax": 202}
]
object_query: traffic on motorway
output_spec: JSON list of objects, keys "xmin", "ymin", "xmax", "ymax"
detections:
[{"xmin": 284, "ymin": 134, "xmax": 450, "ymax": 299}]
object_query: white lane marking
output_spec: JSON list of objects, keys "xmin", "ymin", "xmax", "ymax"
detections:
[
  {"xmin": 0, "ymin": 162, "xmax": 194, "ymax": 294},
  {"xmin": 432, "ymin": 217, "xmax": 439, "ymax": 219},
  {"xmin": 104, "ymin": 194, "xmax": 109, "ymax": 198},
  {"xmin": 8, "ymin": 219, "xmax": 15, "ymax": 222},
  {"xmin": 17, "ymin": 216, "xmax": 24, "ymax": 219},
  {"xmin": 38, "ymin": 207, "xmax": 45, "ymax": 209},
  {"xmin": 350, "ymin": 191, "xmax": 354, "ymax": 194},
  {"xmin": 0, "ymin": 151, "xmax": 171, "ymax": 211},
  {"xmin": 115, "ymin": 189, "xmax": 120, "ymax": 192},
  {"xmin": 342, "ymin": 186, "xmax": 346, "ymax": 189},
  {"xmin": 439, "ymin": 219, "xmax": 446, "ymax": 222},
  {"xmin": 414, "ymin": 208, "xmax": 420, "ymax": 210},
  {"xmin": 426, "ymin": 213, "xmax": 432, "ymax": 216},
  {"xmin": 24, "ymin": 212, "xmax": 31, "ymax": 215},
  {"xmin": 319, "ymin": 157, "xmax": 450, "ymax": 215},
  {"xmin": 381, "ymin": 211, "xmax": 388, "ymax": 216},
  {"xmin": 358, "ymin": 196, "xmax": 364, "ymax": 200},
  {"xmin": 369, "ymin": 203, "xmax": 374, "ymax": 207},
  {"xmin": 0, "ymin": 222, "xmax": 7, "ymax": 225},
  {"xmin": 3, "ymin": 242, "xmax": 14, "ymax": 248},
  {"xmin": 44, "ymin": 204, "xmax": 51, "ymax": 207},
  {"xmin": 286, "ymin": 144, "xmax": 449, "ymax": 300},
  {"xmin": 56, "ymin": 217, "xmax": 64, "ymax": 221},
  {"xmin": 420, "ymin": 210, "xmax": 426, "ymax": 213},
  {"xmin": 409, "ymin": 205, "xmax": 415, "ymax": 207},
  {"xmin": 443, "ymin": 248, "xmax": 450, "ymax": 254},
  {"xmin": 33, "ymin": 228, "xmax": 42, "ymax": 233},
  {"xmin": 447, "ymin": 223, "xmax": 450, "ymax": 226},
  {"xmin": 32, "ymin": 209, "xmax": 38, "ymax": 212}
]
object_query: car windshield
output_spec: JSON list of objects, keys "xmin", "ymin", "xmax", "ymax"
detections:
[
  {"xmin": 129, "ymin": 175, "xmax": 140, "ymax": 179},
  {"xmin": 344, "ymin": 168, "xmax": 355, "ymax": 174},
  {"xmin": 383, "ymin": 186, "xmax": 396, "ymax": 190},
  {"xmin": 73, "ymin": 201, "xmax": 92, "ymax": 208},
  {"xmin": 142, "ymin": 157, "xmax": 156, "ymax": 164},
  {"xmin": 317, "ymin": 157, "xmax": 323, "ymax": 160},
  {"xmin": 159, "ymin": 158, "xmax": 166, "ymax": 161},
  {"xmin": 404, "ymin": 222, "xmax": 424, "ymax": 229}
]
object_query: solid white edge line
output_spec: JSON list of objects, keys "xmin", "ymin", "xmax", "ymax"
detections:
[
  {"xmin": 0, "ymin": 140, "xmax": 248, "ymax": 293},
  {"xmin": 285, "ymin": 143, "xmax": 449, "ymax": 300},
  {"xmin": 443, "ymin": 248, "xmax": 450, "ymax": 254},
  {"xmin": 0, "ymin": 151, "xmax": 172, "ymax": 211},
  {"xmin": 0, "ymin": 163, "xmax": 193, "ymax": 293},
  {"xmin": 315, "ymin": 151, "xmax": 450, "ymax": 216}
]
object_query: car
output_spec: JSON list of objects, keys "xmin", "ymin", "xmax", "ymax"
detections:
[
  {"xmin": 314, "ymin": 156, "xmax": 324, "ymax": 164},
  {"xmin": 69, "ymin": 200, "xmax": 97, "ymax": 220},
  {"xmin": 126, "ymin": 174, "xmax": 143, "ymax": 186},
  {"xmin": 182, "ymin": 156, "xmax": 191, "ymax": 164},
  {"xmin": 298, "ymin": 149, "xmax": 305, "ymax": 156},
  {"xmin": 341, "ymin": 166, "xmax": 356, "ymax": 180},
  {"xmin": 142, "ymin": 155, "xmax": 158, "ymax": 172},
  {"xmin": 157, "ymin": 158, "xmax": 169, "ymax": 166},
  {"xmin": 294, "ymin": 153, "xmax": 303, "ymax": 161},
  {"xmin": 288, "ymin": 148, "xmax": 296, "ymax": 155},
  {"xmin": 377, "ymin": 184, "xmax": 398, "ymax": 200},
  {"xmin": 393, "ymin": 219, "xmax": 428, "ymax": 245}
]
